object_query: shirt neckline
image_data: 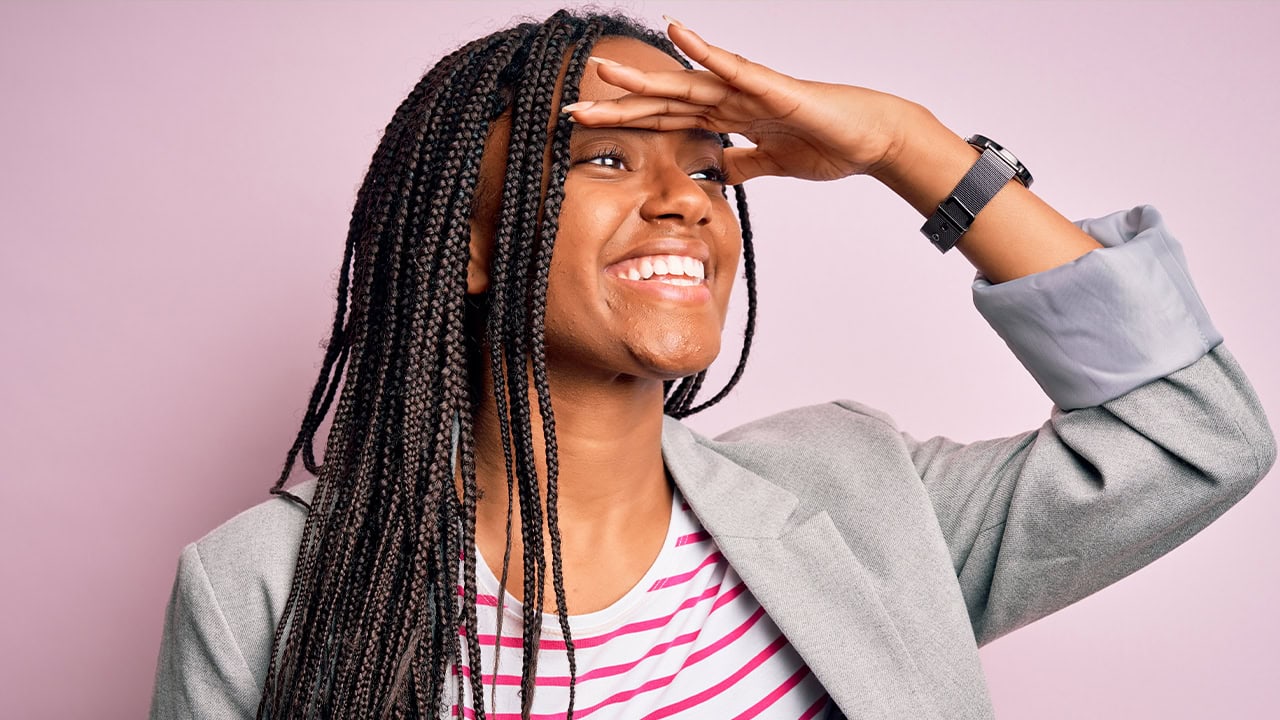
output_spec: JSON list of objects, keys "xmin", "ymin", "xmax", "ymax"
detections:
[{"xmin": 473, "ymin": 487, "xmax": 685, "ymax": 636}]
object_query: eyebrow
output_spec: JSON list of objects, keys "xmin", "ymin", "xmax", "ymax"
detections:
[{"xmin": 682, "ymin": 128, "xmax": 724, "ymax": 147}]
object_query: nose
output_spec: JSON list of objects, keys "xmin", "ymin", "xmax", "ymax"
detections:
[{"xmin": 638, "ymin": 162, "xmax": 713, "ymax": 227}]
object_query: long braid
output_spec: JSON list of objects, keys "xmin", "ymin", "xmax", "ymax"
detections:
[
  {"xmin": 272, "ymin": 36, "xmax": 480, "ymax": 499},
  {"xmin": 258, "ymin": 11, "xmax": 757, "ymax": 720},
  {"xmin": 330, "ymin": 42, "xmax": 488, "ymax": 713},
  {"xmin": 479, "ymin": 27, "xmax": 544, "ymax": 718},
  {"xmin": 505, "ymin": 20, "xmax": 582, "ymax": 712},
  {"xmin": 261, "ymin": 33, "xmax": 506, "ymax": 718},
  {"xmin": 525, "ymin": 19, "xmax": 606, "ymax": 718},
  {"xmin": 317, "ymin": 41, "xmax": 496, "ymax": 702},
  {"xmin": 349, "ymin": 40, "xmax": 516, "ymax": 715},
  {"xmin": 401, "ymin": 41, "xmax": 521, "ymax": 715}
]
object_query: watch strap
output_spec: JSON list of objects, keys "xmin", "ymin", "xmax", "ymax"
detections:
[{"xmin": 920, "ymin": 147, "xmax": 1017, "ymax": 253}]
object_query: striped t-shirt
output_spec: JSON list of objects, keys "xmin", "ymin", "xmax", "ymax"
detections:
[{"xmin": 449, "ymin": 490, "xmax": 834, "ymax": 719}]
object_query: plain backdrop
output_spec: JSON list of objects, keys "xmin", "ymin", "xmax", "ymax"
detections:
[{"xmin": 2, "ymin": 1, "xmax": 1277, "ymax": 718}]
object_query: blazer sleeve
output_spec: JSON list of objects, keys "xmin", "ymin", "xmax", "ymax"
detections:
[
  {"xmin": 910, "ymin": 206, "xmax": 1276, "ymax": 646},
  {"xmin": 150, "ymin": 543, "xmax": 260, "ymax": 720}
]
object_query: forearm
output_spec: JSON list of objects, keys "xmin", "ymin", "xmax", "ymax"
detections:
[{"xmin": 872, "ymin": 102, "xmax": 1101, "ymax": 284}]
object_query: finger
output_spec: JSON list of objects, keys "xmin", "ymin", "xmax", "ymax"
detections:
[
  {"xmin": 564, "ymin": 95, "xmax": 713, "ymax": 126},
  {"xmin": 590, "ymin": 60, "xmax": 735, "ymax": 108},
  {"xmin": 571, "ymin": 114, "xmax": 716, "ymax": 133},
  {"xmin": 723, "ymin": 147, "xmax": 782, "ymax": 185},
  {"xmin": 662, "ymin": 18, "xmax": 785, "ymax": 99}
]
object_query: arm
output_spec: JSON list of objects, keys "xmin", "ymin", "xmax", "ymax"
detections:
[
  {"xmin": 912, "ymin": 341, "xmax": 1273, "ymax": 644},
  {"xmin": 870, "ymin": 103, "xmax": 1103, "ymax": 283},
  {"xmin": 568, "ymin": 18, "xmax": 1275, "ymax": 641},
  {"xmin": 912, "ymin": 205, "xmax": 1273, "ymax": 642},
  {"xmin": 569, "ymin": 18, "xmax": 1106, "ymax": 284}
]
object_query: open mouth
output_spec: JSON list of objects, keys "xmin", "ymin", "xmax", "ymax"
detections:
[{"xmin": 607, "ymin": 254, "xmax": 706, "ymax": 285}]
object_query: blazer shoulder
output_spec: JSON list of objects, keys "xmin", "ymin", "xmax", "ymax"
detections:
[
  {"xmin": 194, "ymin": 480, "xmax": 313, "ymax": 586},
  {"xmin": 189, "ymin": 480, "xmax": 315, "ymax": 685},
  {"xmin": 716, "ymin": 394, "xmax": 906, "ymax": 440},
  {"xmin": 697, "ymin": 400, "xmax": 920, "ymax": 511},
  {"xmin": 711, "ymin": 399, "xmax": 904, "ymax": 451}
]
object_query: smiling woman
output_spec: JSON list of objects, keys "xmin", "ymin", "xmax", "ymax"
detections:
[{"xmin": 146, "ymin": 8, "xmax": 1274, "ymax": 720}]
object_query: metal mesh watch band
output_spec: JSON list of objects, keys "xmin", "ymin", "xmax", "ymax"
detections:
[{"xmin": 920, "ymin": 147, "xmax": 1017, "ymax": 253}]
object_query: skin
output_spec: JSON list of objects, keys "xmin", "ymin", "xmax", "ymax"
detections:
[{"xmin": 466, "ymin": 21, "xmax": 1103, "ymax": 615}]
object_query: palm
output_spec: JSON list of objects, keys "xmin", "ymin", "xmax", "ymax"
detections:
[{"xmin": 567, "ymin": 22, "xmax": 904, "ymax": 185}]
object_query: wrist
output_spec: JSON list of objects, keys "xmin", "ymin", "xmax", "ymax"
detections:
[
  {"xmin": 869, "ymin": 104, "xmax": 980, "ymax": 217},
  {"xmin": 854, "ymin": 94, "xmax": 918, "ymax": 178}
]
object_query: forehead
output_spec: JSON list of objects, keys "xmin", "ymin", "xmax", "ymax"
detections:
[{"xmin": 576, "ymin": 36, "xmax": 685, "ymax": 104}]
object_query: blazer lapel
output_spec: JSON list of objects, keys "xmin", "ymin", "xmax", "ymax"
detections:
[{"xmin": 661, "ymin": 417, "xmax": 938, "ymax": 719}]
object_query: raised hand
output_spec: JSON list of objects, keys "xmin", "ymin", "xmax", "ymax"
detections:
[{"xmin": 563, "ymin": 17, "xmax": 915, "ymax": 185}]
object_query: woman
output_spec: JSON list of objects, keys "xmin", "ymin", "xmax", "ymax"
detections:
[{"xmin": 150, "ymin": 9, "xmax": 1274, "ymax": 719}]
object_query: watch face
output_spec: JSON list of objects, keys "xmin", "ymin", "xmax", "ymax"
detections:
[
  {"xmin": 993, "ymin": 147, "xmax": 1020, "ymax": 168},
  {"xmin": 968, "ymin": 135, "xmax": 1033, "ymax": 188}
]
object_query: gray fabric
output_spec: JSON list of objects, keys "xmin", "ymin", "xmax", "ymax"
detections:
[
  {"xmin": 672, "ymin": 344, "xmax": 1272, "ymax": 718},
  {"xmin": 151, "ymin": 492, "xmax": 311, "ymax": 720},
  {"xmin": 150, "ymin": 348, "xmax": 1274, "ymax": 719},
  {"xmin": 973, "ymin": 205, "xmax": 1222, "ymax": 410},
  {"xmin": 149, "ymin": 206, "xmax": 1275, "ymax": 719}
]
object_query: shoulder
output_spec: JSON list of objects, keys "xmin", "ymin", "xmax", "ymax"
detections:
[
  {"xmin": 186, "ymin": 479, "xmax": 315, "ymax": 686},
  {"xmin": 713, "ymin": 399, "xmax": 901, "ymax": 443},
  {"xmin": 193, "ymin": 480, "xmax": 314, "ymax": 578},
  {"xmin": 702, "ymin": 399, "xmax": 909, "ymax": 472},
  {"xmin": 665, "ymin": 400, "xmax": 920, "ymax": 509}
]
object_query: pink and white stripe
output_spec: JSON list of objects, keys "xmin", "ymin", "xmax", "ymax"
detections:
[{"xmin": 445, "ymin": 490, "xmax": 833, "ymax": 719}]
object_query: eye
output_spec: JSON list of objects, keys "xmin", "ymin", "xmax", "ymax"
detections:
[
  {"xmin": 690, "ymin": 165, "xmax": 728, "ymax": 184},
  {"xmin": 578, "ymin": 145, "xmax": 629, "ymax": 171}
]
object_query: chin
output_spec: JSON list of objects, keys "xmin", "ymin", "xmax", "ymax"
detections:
[{"xmin": 631, "ymin": 333, "xmax": 722, "ymax": 380}]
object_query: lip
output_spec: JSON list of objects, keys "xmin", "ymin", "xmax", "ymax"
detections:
[{"xmin": 607, "ymin": 273, "xmax": 713, "ymax": 303}]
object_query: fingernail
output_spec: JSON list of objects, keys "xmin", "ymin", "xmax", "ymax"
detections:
[
  {"xmin": 587, "ymin": 56, "xmax": 621, "ymax": 67},
  {"xmin": 662, "ymin": 14, "xmax": 686, "ymax": 29},
  {"xmin": 561, "ymin": 101, "xmax": 595, "ymax": 113}
]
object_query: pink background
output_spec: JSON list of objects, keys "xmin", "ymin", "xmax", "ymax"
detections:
[{"xmin": 2, "ymin": 1, "xmax": 1277, "ymax": 717}]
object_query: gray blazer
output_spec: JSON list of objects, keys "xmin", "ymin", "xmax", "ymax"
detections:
[
  {"xmin": 150, "ymin": 207, "xmax": 1276, "ymax": 718},
  {"xmin": 662, "ymin": 345, "xmax": 1272, "ymax": 717}
]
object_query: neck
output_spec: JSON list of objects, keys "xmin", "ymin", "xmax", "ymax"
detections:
[
  {"xmin": 470, "ymin": 363, "xmax": 672, "ymax": 532},
  {"xmin": 465, "ymin": 358, "xmax": 677, "ymax": 612}
]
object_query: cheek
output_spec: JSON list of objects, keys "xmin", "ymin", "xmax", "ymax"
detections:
[
  {"xmin": 551, "ymin": 182, "xmax": 627, "ymax": 277},
  {"xmin": 559, "ymin": 177, "xmax": 627, "ymax": 230}
]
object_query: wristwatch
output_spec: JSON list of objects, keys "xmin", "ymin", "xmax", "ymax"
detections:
[{"xmin": 920, "ymin": 135, "xmax": 1032, "ymax": 253}]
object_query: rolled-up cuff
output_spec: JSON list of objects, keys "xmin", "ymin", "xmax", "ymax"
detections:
[{"xmin": 972, "ymin": 205, "xmax": 1222, "ymax": 410}]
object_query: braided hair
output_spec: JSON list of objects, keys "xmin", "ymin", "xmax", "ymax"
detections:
[{"xmin": 259, "ymin": 9, "xmax": 758, "ymax": 719}]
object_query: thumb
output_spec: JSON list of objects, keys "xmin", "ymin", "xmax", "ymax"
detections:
[{"xmin": 724, "ymin": 147, "xmax": 780, "ymax": 185}]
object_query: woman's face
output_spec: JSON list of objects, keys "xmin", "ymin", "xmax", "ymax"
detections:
[{"xmin": 543, "ymin": 37, "xmax": 742, "ymax": 384}]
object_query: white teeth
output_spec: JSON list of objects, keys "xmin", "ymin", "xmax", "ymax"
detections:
[{"xmin": 613, "ymin": 254, "xmax": 706, "ymax": 282}]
